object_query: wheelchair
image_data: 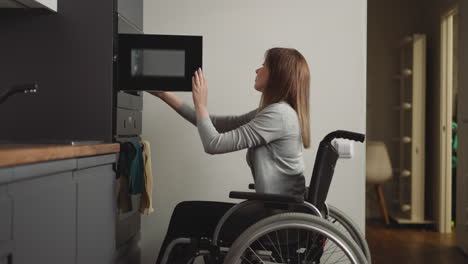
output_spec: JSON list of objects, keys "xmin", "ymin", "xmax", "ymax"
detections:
[{"xmin": 159, "ymin": 130, "xmax": 370, "ymax": 264}]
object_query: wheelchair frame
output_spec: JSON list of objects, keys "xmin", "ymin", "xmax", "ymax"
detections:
[{"xmin": 159, "ymin": 130, "xmax": 368, "ymax": 264}]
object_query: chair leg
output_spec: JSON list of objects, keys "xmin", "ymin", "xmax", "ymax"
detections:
[{"xmin": 375, "ymin": 184, "xmax": 390, "ymax": 225}]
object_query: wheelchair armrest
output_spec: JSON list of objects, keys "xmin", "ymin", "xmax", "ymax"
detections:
[
  {"xmin": 229, "ymin": 191, "xmax": 304, "ymax": 203},
  {"xmin": 248, "ymin": 183, "xmax": 255, "ymax": 190}
]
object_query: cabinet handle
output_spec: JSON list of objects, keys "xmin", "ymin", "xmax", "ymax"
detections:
[{"xmin": 123, "ymin": 120, "xmax": 126, "ymax": 128}]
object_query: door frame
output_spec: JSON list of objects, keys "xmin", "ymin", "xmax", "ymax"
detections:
[
  {"xmin": 455, "ymin": 0, "xmax": 468, "ymax": 254},
  {"xmin": 438, "ymin": 7, "xmax": 458, "ymax": 233}
]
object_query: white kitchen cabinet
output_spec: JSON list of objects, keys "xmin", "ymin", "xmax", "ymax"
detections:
[{"xmin": 0, "ymin": 0, "xmax": 57, "ymax": 12}]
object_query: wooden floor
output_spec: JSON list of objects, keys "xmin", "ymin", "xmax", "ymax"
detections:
[{"xmin": 366, "ymin": 221, "xmax": 468, "ymax": 264}]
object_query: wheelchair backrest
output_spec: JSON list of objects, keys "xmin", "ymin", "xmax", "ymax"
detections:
[
  {"xmin": 307, "ymin": 141, "xmax": 339, "ymax": 212},
  {"xmin": 307, "ymin": 130, "xmax": 365, "ymax": 212}
]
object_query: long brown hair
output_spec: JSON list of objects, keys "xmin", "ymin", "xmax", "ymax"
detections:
[{"xmin": 260, "ymin": 48, "xmax": 311, "ymax": 148}]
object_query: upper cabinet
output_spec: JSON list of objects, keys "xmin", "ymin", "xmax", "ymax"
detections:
[{"xmin": 0, "ymin": 0, "xmax": 57, "ymax": 12}]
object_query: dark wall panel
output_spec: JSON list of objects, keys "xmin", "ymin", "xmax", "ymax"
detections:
[{"xmin": 0, "ymin": 0, "xmax": 114, "ymax": 142}]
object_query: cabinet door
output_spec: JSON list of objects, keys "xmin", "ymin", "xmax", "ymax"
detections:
[
  {"xmin": 9, "ymin": 172, "xmax": 76, "ymax": 264},
  {"xmin": 75, "ymin": 164, "xmax": 116, "ymax": 264},
  {"xmin": 0, "ymin": 240, "xmax": 13, "ymax": 264},
  {"xmin": 0, "ymin": 188, "xmax": 12, "ymax": 241},
  {"xmin": 0, "ymin": 170, "xmax": 13, "ymax": 242}
]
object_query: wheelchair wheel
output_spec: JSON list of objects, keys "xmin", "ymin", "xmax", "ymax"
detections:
[
  {"xmin": 223, "ymin": 212, "xmax": 367, "ymax": 264},
  {"xmin": 326, "ymin": 205, "xmax": 371, "ymax": 263}
]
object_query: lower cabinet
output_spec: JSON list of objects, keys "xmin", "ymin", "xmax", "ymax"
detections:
[
  {"xmin": 0, "ymin": 153, "xmax": 117, "ymax": 264},
  {"xmin": 0, "ymin": 240, "xmax": 13, "ymax": 264},
  {"xmin": 9, "ymin": 171, "xmax": 77, "ymax": 264},
  {"xmin": 75, "ymin": 158, "xmax": 116, "ymax": 264}
]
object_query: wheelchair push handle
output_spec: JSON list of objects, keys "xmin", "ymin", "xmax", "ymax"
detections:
[{"xmin": 323, "ymin": 130, "xmax": 365, "ymax": 144}]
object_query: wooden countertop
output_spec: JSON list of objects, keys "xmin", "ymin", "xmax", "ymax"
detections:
[{"xmin": 0, "ymin": 143, "xmax": 120, "ymax": 168}]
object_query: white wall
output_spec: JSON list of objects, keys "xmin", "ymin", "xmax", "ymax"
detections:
[{"xmin": 141, "ymin": 1, "xmax": 367, "ymax": 263}]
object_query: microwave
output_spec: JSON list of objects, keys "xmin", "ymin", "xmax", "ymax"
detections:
[{"xmin": 117, "ymin": 34, "xmax": 202, "ymax": 91}]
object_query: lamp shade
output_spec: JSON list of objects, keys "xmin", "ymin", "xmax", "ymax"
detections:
[{"xmin": 366, "ymin": 141, "xmax": 393, "ymax": 184}]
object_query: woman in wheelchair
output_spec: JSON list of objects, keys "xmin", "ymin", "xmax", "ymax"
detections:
[{"xmin": 151, "ymin": 48, "xmax": 368, "ymax": 264}]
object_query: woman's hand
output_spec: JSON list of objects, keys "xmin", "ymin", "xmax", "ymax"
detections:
[{"xmin": 192, "ymin": 68, "xmax": 208, "ymax": 110}]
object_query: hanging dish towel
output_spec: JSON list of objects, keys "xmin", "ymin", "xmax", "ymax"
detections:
[
  {"xmin": 139, "ymin": 140, "xmax": 154, "ymax": 214},
  {"xmin": 129, "ymin": 141, "xmax": 145, "ymax": 195},
  {"xmin": 117, "ymin": 142, "xmax": 136, "ymax": 213}
]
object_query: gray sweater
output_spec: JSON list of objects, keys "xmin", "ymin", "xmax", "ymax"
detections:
[{"xmin": 178, "ymin": 101, "xmax": 306, "ymax": 196}]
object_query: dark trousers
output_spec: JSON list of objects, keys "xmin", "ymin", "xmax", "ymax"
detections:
[{"xmin": 155, "ymin": 200, "xmax": 277, "ymax": 264}]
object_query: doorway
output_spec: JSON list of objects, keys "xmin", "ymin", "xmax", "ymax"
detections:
[
  {"xmin": 367, "ymin": 0, "xmax": 468, "ymax": 258},
  {"xmin": 366, "ymin": 0, "xmax": 461, "ymax": 231}
]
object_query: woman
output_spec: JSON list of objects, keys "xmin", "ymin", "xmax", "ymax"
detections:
[{"xmin": 152, "ymin": 47, "xmax": 311, "ymax": 263}]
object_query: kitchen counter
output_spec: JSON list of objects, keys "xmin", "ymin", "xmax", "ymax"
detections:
[{"xmin": 0, "ymin": 143, "xmax": 120, "ymax": 168}]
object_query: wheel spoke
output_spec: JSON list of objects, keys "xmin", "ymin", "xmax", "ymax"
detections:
[
  {"xmin": 297, "ymin": 229, "xmax": 300, "ymax": 264},
  {"xmin": 323, "ymin": 242, "xmax": 339, "ymax": 253},
  {"xmin": 304, "ymin": 231, "xmax": 321, "ymax": 261},
  {"xmin": 240, "ymin": 255, "xmax": 254, "ymax": 264},
  {"xmin": 247, "ymin": 246, "xmax": 266, "ymax": 263},
  {"xmin": 322, "ymin": 240, "xmax": 342, "ymax": 264},
  {"xmin": 331, "ymin": 252, "xmax": 348, "ymax": 264},
  {"xmin": 286, "ymin": 229, "xmax": 289, "ymax": 260},
  {"xmin": 333, "ymin": 256, "xmax": 353, "ymax": 264},
  {"xmin": 255, "ymin": 237, "xmax": 269, "ymax": 253},
  {"xmin": 275, "ymin": 231, "xmax": 285, "ymax": 263},
  {"xmin": 264, "ymin": 233, "xmax": 282, "ymax": 262},
  {"xmin": 320, "ymin": 251, "xmax": 347, "ymax": 264}
]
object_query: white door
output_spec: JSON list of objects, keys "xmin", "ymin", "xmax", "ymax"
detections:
[{"xmin": 438, "ymin": 8, "xmax": 457, "ymax": 234}]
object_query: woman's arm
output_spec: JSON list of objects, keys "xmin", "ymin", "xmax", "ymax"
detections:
[
  {"xmin": 179, "ymin": 103, "xmax": 257, "ymax": 132},
  {"xmin": 152, "ymin": 88, "xmax": 287, "ymax": 154},
  {"xmin": 151, "ymin": 91, "xmax": 184, "ymax": 112},
  {"xmin": 149, "ymin": 91, "xmax": 200, "ymax": 125},
  {"xmin": 151, "ymin": 91, "xmax": 257, "ymax": 132},
  {"xmin": 211, "ymin": 110, "xmax": 258, "ymax": 132},
  {"xmin": 197, "ymin": 104, "xmax": 286, "ymax": 154}
]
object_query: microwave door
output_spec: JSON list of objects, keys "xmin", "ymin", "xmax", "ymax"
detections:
[
  {"xmin": 131, "ymin": 49, "xmax": 186, "ymax": 78},
  {"xmin": 117, "ymin": 34, "xmax": 202, "ymax": 92}
]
